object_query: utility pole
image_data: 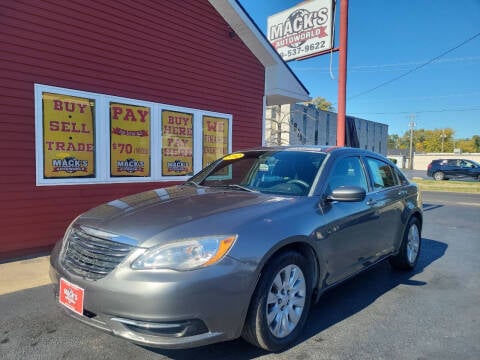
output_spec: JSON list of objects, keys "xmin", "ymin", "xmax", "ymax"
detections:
[
  {"xmin": 408, "ymin": 115, "xmax": 416, "ymax": 170},
  {"xmin": 440, "ymin": 129, "xmax": 447, "ymax": 152},
  {"xmin": 336, "ymin": 0, "xmax": 348, "ymax": 147}
]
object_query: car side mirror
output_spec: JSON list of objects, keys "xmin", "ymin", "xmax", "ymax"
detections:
[{"xmin": 326, "ymin": 186, "xmax": 366, "ymax": 202}]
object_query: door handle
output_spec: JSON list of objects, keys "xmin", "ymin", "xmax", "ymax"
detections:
[
  {"xmin": 366, "ymin": 199, "xmax": 377, "ymax": 206},
  {"xmin": 398, "ymin": 190, "xmax": 408, "ymax": 196}
]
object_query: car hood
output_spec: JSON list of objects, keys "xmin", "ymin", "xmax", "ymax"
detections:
[{"xmin": 75, "ymin": 185, "xmax": 301, "ymax": 247}]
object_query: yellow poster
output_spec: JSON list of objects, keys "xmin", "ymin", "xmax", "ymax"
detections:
[
  {"xmin": 162, "ymin": 110, "xmax": 193, "ymax": 176},
  {"xmin": 110, "ymin": 103, "xmax": 150, "ymax": 177},
  {"xmin": 203, "ymin": 116, "xmax": 229, "ymax": 168},
  {"xmin": 42, "ymin": 93, "xmax": 95, "ymax": 178}
]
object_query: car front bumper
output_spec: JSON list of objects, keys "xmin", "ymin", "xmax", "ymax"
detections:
[{"xmin": 49, "ymin": 242, "xmax": 257, "ymax": 349}]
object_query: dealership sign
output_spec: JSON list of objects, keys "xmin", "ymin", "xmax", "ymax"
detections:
[{"xmin": 267, "ymin": 0, "xmax": 334, "ymax": 61}]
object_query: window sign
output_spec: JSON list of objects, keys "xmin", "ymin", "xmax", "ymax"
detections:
[
  {"xmin": 35, "ymin": 84, "xmax": 232, "ymax": 185},
  {"xmin": 202, "ymin": 116, "xmax": 229, "ymax": 168},
  {"xmin": 110, "ymin": 102, "xmax": 151, "ymax": 177},
  {"xmin": 42, "ymin": 93, "xmax": 95, "ymax": 178},
  {"xmin": 161, "ymin": 110, "xmax": 193, "ymax": 176}
]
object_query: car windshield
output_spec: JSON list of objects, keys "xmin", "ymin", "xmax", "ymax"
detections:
[{"xmin": 188, "ymin": 150, "xmax": 327, "ymax": 196}]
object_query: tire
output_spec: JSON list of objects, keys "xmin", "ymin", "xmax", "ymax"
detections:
[
  {"xmin": 242, "ymin": 251, "xmax": 312, "ymax": 351},
  {"xmin": 433, "ymin": 171, "xmax": 445, "ymax": 181},
  {"xmin": 390, "ymin": 217, "xmax": 422, "ymax": 270}
]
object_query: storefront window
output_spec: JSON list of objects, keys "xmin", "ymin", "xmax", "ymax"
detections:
[{"xmin": 35, "ymin": 84, "xmax": 232, "ymax": 185}]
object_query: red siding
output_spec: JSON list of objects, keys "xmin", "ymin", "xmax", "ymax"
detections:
[{"xmin": 0, "ymin": 0, "xmax": 265, "ymax": 259}]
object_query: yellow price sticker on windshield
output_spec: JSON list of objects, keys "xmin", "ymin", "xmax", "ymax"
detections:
[{"xmin": 223, "ymin": 153, "xmax": 244, "ymax": 161}]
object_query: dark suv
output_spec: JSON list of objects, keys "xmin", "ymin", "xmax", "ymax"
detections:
[{"xmin": 427, "ymin": 159, "xmax": 480, "ymax": 181}]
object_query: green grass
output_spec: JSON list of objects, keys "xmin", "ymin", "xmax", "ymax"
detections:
[{"xmin": 411, "ymin": 178, "xmax": 480, "ymax": 193}]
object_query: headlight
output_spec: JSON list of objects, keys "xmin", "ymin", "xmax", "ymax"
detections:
[{"xmin": 131, "ymin": 235, "xmax": 237, "ymax": 271}]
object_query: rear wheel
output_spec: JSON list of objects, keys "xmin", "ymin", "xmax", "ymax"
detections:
[
  {"xmin": 242, "ymin": 251, "xmax": 312, "ymax": 351},
  {"xmin": 433, "ymin": 171, "xmax": 445, "ymax": 181},
  {"xmin": 390, "ymin": 217, "xmax": 421, "ymax": 270}
]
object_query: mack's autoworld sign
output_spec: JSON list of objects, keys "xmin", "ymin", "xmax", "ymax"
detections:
[{"xmin": 267, "ymin": 0, "xmax": 334, "ymax": 61}]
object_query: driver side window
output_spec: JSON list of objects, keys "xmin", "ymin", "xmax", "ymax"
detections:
[
  {"xmin": 461, "ymin": 160, "xmax": 474, "ymax": 168},
  {"xmin": 327, "ymin": 157, "xmax": 368, "ymax": 193}
]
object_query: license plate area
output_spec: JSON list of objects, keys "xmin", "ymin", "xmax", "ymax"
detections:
[{"xmin": 59, "ymin": 278, "xmax": 84, "ymax": 316}]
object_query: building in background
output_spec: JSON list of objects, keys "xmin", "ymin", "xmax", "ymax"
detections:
[{"xmin": 266, "ymin": 103, "xmax": 388, "ymax": 155}]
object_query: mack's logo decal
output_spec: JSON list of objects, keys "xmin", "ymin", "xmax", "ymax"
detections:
[
  {"xmin": 117, "ymin": 158, "xmax": 145, "ymax": 173},
  {"xmin": 63, "ymin": 287, "xmax": 78, "ymax": 304},
  {"xmin": 167, "ymin": 160, "xmax": 190, "ymax": 173},
  {"xmin": 269, "ymin": 8, "xmax": 329, "ymax": 48},
  {"xmin": 52, "ymin": 157, "xmax": 89, "ymax": 173}
]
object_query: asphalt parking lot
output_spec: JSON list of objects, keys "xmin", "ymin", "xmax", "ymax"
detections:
[
  {"xmin": 403, "ymin": 169, "xmax": 428, "ymax": 179},
  {"xmin": 1, "ymin": 191, "xmax": 479, "ymax": 360}
]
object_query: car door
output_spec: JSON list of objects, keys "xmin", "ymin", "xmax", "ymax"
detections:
[
  {"xmin": 464, "ymin": 160, "xmax": 480, "ymax": 179},
  {"xmin": 459, "ymin": 160, "xmax": 478, "ymax": 179},
  {"xmin": 316, "ymin": 155, "xmax": 380, "ymax": 285},
  {"xmin": 363, "ymin": 157, "xmax": 405, "ymax": 257},
  {"xmin": 444, "ymin": 159, "xmax": 461, "ymax": 178}
]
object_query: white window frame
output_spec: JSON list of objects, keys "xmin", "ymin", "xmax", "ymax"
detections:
[{"xmin": 35, "ymin": 84, "xmax": 232, "ymax": 186}]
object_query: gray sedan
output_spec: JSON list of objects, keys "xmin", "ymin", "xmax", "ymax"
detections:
[{"xmin": 49, "ymin": 146, "xmax": 423, "ymax": 351}]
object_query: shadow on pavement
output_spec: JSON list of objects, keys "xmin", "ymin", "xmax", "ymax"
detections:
[
  {"xmin": 143, "ymin": 238, "xmax": 447, "ymax": 360},
  {"xmin": 422, "ymin": 203, "xmax": 444, "ymax": 212},
  {"xmin": 300, "ymin": 238, "xmax": 446, "ymax": 342}
]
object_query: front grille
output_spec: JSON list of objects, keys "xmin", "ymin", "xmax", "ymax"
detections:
[{"xmin": 62, "ymin": 227, "xmax": 134, "ymax": 280}]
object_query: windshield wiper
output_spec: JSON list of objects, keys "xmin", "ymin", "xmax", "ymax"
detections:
[
  {"xmin": 184, "ymin": 180, "xmax": 200, "ymax": 188},
  {"xmin": 218, "ymin": 184, "xmax": 257, "ymax": 193}
]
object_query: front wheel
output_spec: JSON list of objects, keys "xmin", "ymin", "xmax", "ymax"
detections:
[
  {"xmin": 390, "ymin": 217, "xmax": 422, "ymax": 270},
  {"xmin": 242, "ymin": 251, "xmax": 312, "ymax": 351}
]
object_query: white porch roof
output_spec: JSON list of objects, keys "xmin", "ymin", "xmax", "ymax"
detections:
[{"xmin": 209, "ymin": 0, "xmax": 311, "ymax": 105}]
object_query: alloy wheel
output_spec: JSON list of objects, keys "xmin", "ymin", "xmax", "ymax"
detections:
[
  {"xmin": 406, "ymin": 223, "xmax": 420, "ymax": 264},
  {"xmin": 266, "ymin": 264, "xmax": 306, "ymax": 338}
]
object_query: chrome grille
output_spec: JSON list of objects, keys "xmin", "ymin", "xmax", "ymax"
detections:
[{"xmin": 62, "ymin": 227, "xmax": 134, "ymax": 280}]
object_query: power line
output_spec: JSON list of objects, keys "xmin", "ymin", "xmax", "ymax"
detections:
[
  {"xmin": 351, "ymin": 91, "xmax": 480, "ymax": 103},
  {"xmin": 351, "ymin": 107, "xmax": 480, "ymax": 116},
  {"xmin": 295, "ymin": 56, "xmax": 480, "ymax": 73},
  {"xmin": 346, "ymin": 32, "xmax": 480, "ymax": 101}
]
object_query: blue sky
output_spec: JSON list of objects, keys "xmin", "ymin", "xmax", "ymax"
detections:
[{"xmin": 239, "ymin": 0, "xmax": 480, "ymax": 139}]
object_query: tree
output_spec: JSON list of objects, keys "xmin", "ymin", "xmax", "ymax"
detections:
[
  {"xmin": 455, "ymin": 139, "xmax": 476, "ymax": 153},
  {"xmin": 265, "ymin": 105, "xmax": 313, "ymax": 146},
  {"xmin": 410, "ymin": 128, "xmax": 454, "ymax": 152},
  {"xmin": 304, "ymin": 96, "xmax": 335, "ymax": 112},
  {"xmin": 387, "ymin": 134, "xmax": 406, "ymax": 150},
  {"xmin": 265, "ymin": 105, "xmax": 291, "ymax": 146},
  {"xmin": 390, "ymin": 130, "xmax": 480, "ymax": 153},
  {"xmin": 473, "ymin": 135, "xmax": 480, "ymax": 152}
]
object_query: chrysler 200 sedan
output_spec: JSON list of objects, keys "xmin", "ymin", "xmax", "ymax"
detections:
[{"xmin": 50, "ymin": 146, "xmax": 423, "ymax": 351}]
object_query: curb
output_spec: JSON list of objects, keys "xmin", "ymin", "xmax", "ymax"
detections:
[{"xmin": 0, "ymin": 256, "xmax": 52, "ymax": 296}]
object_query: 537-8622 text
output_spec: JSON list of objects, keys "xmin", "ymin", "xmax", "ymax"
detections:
[{"xmin": 280, "ymin": 41, "xmax": 326, "ymax": 58}]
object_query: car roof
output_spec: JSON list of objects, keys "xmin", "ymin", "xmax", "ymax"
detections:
[{"xmin": 242, "ymin": 146, "xmax": 385, "ymax": 158}]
